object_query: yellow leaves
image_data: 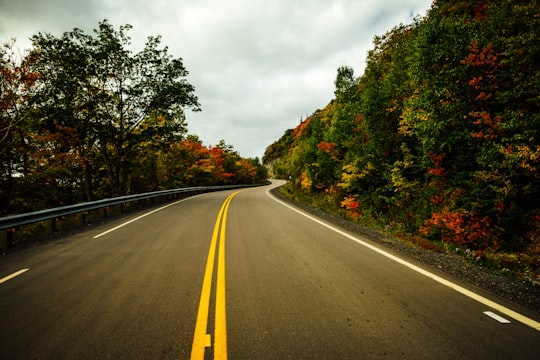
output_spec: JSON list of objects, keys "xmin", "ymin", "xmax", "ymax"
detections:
[
  {"xmin": 338, "ymin": 164, "xmax": 370, "ymax": 191},
  {"xmin": 499, "ymin": 144, "xmax": 540, "ymax": 174},
  {"xmin": 515, "ymin": 145, "xmax": 540, "ymax": 172},
  {"xmin": 397, "ymin": 117, "xmax": 413, "ymax": 136},
  {"xmin": 299, "ymin": 171, "xmax": 312, "ymax": 190},
  {"xmin": 411, "ymin": 109, "xmax": 430, "ymax": 122},
  {"xmin": 338, "ymin": 164, "xmax": 358, "ymax": 191},
  {"xmin": 398, "ymin": 106, "xmax": 430, "ymax": 136},
  {"xmin": 473, "ymin": 170, "xmax": 513, "ymax": 196},
  {"xmin": 318, "ymin": 104, "xmax": 334, "ymax": 125},
  {"xmin": 390, "ymin": 164, "xmax": 417, "ymax": 191},
  {"xmin": 390, "ymin": 145, "xmax": 418, "ymax": 192}
]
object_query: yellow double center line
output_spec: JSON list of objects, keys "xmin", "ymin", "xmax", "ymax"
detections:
[{"xmin": 190, "ymin": 191, "xmax": 241, "ymax": 360}]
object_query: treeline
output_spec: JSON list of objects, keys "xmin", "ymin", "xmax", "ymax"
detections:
[
  {"xmin": 264, "ymin": 0, "xmax": 539, "ymax": 254},
  {"xmin": 1, "ymin": 21, "xmax": 267, "ymax": 216}
]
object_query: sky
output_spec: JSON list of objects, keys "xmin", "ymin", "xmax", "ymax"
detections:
[{"xmin": 0, "ymin": 0, "xmax": 432, "ymax": 159}]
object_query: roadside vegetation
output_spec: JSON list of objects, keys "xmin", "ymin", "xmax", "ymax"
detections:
[
  {"xmin": 1, "ymin": 21, "xmax": 267, "ymax": 216},
  {"xmin": 263, "ymin": 1, "xmax": 539, "ymax": 285}
]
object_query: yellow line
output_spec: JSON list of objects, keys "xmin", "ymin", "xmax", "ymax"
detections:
[
  {"xmin": 190, "ymin": 201, "xmax": 222, "ymax": 360},
  {"xmin": 214, "ymin": 194, "xmax": 232, "ymax": 359},
  {"xmin": 190, "ymin": 191, "xmax": 240, "ymax": 360}
]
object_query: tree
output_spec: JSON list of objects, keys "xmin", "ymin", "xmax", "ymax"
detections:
[
  {"xmin": 0, "ymin": 40, "xmax": 39, "ymax": 212},
  {"xmin": 334, "ymin": 65, "xmax": 355, "ymax": 98},
  {"xmin": 29, "ymin": 20, "xmax": 200, "ymax": 197}
]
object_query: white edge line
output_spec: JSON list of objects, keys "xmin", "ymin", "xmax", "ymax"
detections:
[
  {"xmin": 93, "ymin": 193, "xmax": 204, "ymax": 239},
  {"xmin": 0, "ymin": 268, "xmax": 29, "ymax": 284},
  {"xmin": 265, "ymin": 186, "xmax": 540, "ymax": 332}
]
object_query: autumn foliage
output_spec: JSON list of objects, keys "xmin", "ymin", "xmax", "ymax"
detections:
[
  {"xmin": 264, "ymin": 0, "xmax": 540, "ymax": 255},
  {"xmin": 0, "ymin": 22, "xmax": 267, "ymax": 215}
]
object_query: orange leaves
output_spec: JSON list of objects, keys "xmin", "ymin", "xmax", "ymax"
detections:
[
  {"xmin": 420, "ymin": 208, "xmax": 494, "ymax": 249},
  {"xmin": 470, "ymin": 111, "xmax": 501, "ymax": 140},
  {"xmin": 30, "ymin": 123, "xmax": 88, "ymax": 174},
  {"xmin": 463, "ymin": 41, "xmax": 498, "ymax": 68},
  {"xmin": 291, "ymin": 117, "xmax": 312, "ymax": 140},
  {"xmin": 340, "ymin": 195, "xmax": 361, "ymax": 220},
  {"xmin": 192, "ymin": 146, "xmax": 228, "ymax": 181},
  {"xmin": 316, "ymin": 141, "xmax": 336, "ymax": 152},
  {"xmin": 462, "ymin": 41, "xmax": 499, "ymax": 97},
  {"xmin": 169, "ymin": 139, "xmax": 265, "ymax": 185},
  {"xmin": 233, "ymin": 158, "xmax": 258, "ymax": 182},
  {"xmin": 316, "ymin": 141, "xmax": 338, "ymax": 160},
  {"xmin": 462, "ymin": 41, "xmax": 503, "ymax": 141},
  {"xmin": 468, "ymin": 76, "xmax": 483, "ymax": 90}
]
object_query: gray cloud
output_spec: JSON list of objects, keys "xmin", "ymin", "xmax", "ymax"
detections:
[{"xmin": 0, "ymin": 0, "xmax": 432, "ymax": 158}]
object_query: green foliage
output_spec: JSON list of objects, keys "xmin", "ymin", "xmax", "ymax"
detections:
[
  {"xmin": 28, "ymin": 21, "xmax": 201, "ymax": 197},
  {"xmin": 334, "ymin": 66, "xmax": 356, "ymax": 98},
  {"xmin": 264, "ymin": 0, "xmax": 540, "ymax": 254},
  {"xmin": 0, "ymin": 21, "xmax": 267, "ymax": 215}
]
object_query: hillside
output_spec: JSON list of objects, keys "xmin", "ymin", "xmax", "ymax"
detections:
[{"xmin": 263, "ymin": 0, "xmax": 539, "ymax": 281}]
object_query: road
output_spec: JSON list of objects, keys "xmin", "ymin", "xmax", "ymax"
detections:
[{"xmin": 0, "ymin": 180, "xmax": 539, "ymax": 359}]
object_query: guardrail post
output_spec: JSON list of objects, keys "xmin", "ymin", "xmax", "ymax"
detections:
[
  {"xmin": 45, "ymin": 219, "xmax": 56, "ymax": 235},
  {"xmin": 76, "ymin": 212, "xmax": 85, "ymax": 225},
  {"xmin": 0, "ymin": 229, "xmax": 8, "ymax": 251},
  {"xmin": 0, "ymin": 228, "xmax": 16, "ymax": 251},
  {"xmin": 111, "ymin": 204, "xmax": 121, "ymax": 216}
]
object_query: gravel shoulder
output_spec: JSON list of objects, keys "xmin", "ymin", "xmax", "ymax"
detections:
[{"xmin": 270, "ymin": 187, "xmax": 540, "ymax": 316}]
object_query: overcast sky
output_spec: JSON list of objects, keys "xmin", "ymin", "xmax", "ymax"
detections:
[{"xmin": 1, "ymin": 0, "xmax": 432, "ymax": 159}]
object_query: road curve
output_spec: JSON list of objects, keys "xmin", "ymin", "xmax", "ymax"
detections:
[{"xmin": 0, "ymin": 180, "xmax": 538, "ymax": 359}]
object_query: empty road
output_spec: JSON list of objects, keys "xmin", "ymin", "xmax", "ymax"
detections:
[{"xmin": 1, "ymin": 180, "xmax": 539, "ymax": 359}]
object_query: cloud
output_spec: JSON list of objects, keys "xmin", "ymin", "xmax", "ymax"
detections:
[{"xmin": 0, "ymin": 0, "xmax": 432, "ymax": 158}]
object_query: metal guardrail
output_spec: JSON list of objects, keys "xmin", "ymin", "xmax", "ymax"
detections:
[{"xmin": 0, "ymin": 183, "xmax": 265, "ymax": 231}]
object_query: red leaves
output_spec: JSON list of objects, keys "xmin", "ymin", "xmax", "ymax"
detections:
[
  {"xmin": 470, "ymin": 112, "xmax": 501, "ymax": 140},
  {"xmin": 340, "ymin": 195, "xmax": 361, "ymax": 219},
  {"xmin": 171, "ymin": 139, "xmax": 262, "ymax": 185},
  {"xmin": 430, "ymin": 195, "xmax": 444, "ymax": 206},
  {"xmin": 420, "ymin": 208, "xmax": 494, "ymax": 249},
  {"xmin": 464, "ymin": 41, "xmax": 498, "ymax": 68},
  {"xmin": 427, "ymin": 152, "xmax": 446, "ymax": 177},
  {"xmin": 463, "ymin": 41, "xmax": 499, "ymax": 96},
  {"xmin": 473, "ymin": 3, "xmax": 489, "ymax": 21},
  {"xmin": 463, "ymin": 41, "xmax": 502, "ymax": 140}
]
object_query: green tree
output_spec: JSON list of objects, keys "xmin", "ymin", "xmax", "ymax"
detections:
[
  {"xmin": 29, "ymin": 20, "xmax": 200, "ymax": 197},
  {"xmin": 334, "ymin": 65, "xmax": 356, "ymax": 98}
]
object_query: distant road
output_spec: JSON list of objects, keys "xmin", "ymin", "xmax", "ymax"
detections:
[{"xmin": 1, "ymin": 180, "xmax": 539, "ymax": 359}]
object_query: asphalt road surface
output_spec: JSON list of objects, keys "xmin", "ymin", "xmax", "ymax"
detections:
[{"xmin": 1, "ymin": 180, "xmax": 539, "ymax": 359}]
